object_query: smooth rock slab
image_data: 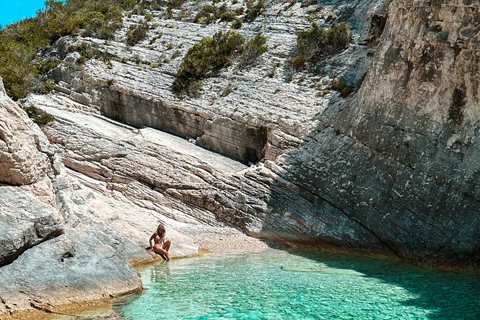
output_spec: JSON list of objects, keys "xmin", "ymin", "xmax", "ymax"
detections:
[
  {"xmin": 0, "ymin": 229, "xmax": 142, "ymax": 319},
  {"xmin": 0, "ymin": 178, "xmax": 64, "ymax": 267}
]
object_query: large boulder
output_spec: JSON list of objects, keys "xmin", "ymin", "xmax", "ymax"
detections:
[
  {"xmin": 0, "ymin": 78, "xmax": 51, "ymax": 185},
  {"xmin": 0, "ymin": 178, "xmax": 64, "ymax": 267}
]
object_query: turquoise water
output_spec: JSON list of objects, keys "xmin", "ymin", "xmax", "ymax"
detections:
[{"xmin": 115, "ymin": 249, "xmax": 480, "ymax": 319}]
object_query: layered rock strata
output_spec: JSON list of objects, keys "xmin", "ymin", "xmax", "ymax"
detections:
[
  {"xmin": 0, "ymin": 80, "xmax": 214, "ymax": 319},
  {"xmin": 41, "ymin": 0, "xmax": 480, "ymax": 268},
  {"xmin": 49, "ymin": 0, "xmax": 387, "ymax": 163},
  {"xmin": 270, "ymin": 0, "xmax": 480, "ymax": 267},
  {"xmin": 0, "ymin": 77, "xmax": 50, "ymax": 185},
  {"xmin": 3, "ymin": 0, "xmax": 480, "ymax": 317}
]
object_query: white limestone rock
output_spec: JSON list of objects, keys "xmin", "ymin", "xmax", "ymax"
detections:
[{"xmin": 0, "ymin": 81, "xmax": 51, "ymax": 186}]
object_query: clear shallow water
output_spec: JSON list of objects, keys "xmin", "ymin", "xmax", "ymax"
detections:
[{"xmin": 115, "ymin": 249, "xmax": 480, "ymax": 319}]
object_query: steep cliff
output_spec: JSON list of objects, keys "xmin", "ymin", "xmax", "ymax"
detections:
[
  {"xmin": 27, "ymin": 0, "xmax": 480, "ymax": 269},
  {"xmin": 270, "ymin": 0, "xmax": 480, "ymax": 267},
  {"xmin": 31, "ymin": 0, "xmax": 393, "ymax": 254},
  {"xmin": 2, "ymin": 0, "xmax": 480, "ymax": 316}
]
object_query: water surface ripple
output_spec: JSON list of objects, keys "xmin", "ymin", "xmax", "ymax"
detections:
[{"xmin": 116, "ymin": 249, "xmax": 480, "ymax": 319}]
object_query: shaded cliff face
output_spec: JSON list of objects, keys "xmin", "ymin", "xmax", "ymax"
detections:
[
  {"xmin": 360, "ymin": 0, "xmax": 480, "ymax": 126},
  {"xmin": 273, "ymin": 0, "xmax": 480, "ymax": 268},
  {"xmin": 355, "ymin": 0, "xmax": 480, "ymax": 197},
  {"xmin": 14, "ymin": 0, "xmax": 479, "ymax": 276}
]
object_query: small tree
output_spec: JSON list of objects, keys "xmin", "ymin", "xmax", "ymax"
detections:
[
  {"xmin": 292, "ymin": 23, "xmax": 349, "ymax": 68},
  {"xmin": 239, "ymin": 32, "xmax": 267, "ymax": 67},
  {"xmin": 172, "ymin": 31, "xmax": 245, "ymax": 94}
]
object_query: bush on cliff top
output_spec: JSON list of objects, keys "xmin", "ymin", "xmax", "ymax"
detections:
[
  {"xmin": 172, "ymin": 31, "xmax": 245, "ymax": 94},
  {"xmin": 291, "ymin": 23, "xmax": 350, "ymax": 69},
  {"xmin": 172, "ymin": 31, "xmax": 268, "ymax": 96},
  {"xmin": 0, "ymin": 0, "xmax": 143, "ymax": 100},
  {"xmin": 22, "ymin": 105, "xmax": 55, "ymax": 125}
]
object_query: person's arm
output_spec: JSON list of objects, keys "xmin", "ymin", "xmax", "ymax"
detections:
[{"xmin": 149, "ymin": 232, "xmax": 156, "ymax": 250}]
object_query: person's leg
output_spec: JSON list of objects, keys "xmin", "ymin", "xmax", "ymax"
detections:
[
  {"xmin": 154, "ymin": 243, "xmax": 171, "ymax": 260},
  {"xmin": 162, "ymin": 240, "xmax": 171, "ymax": 252}
]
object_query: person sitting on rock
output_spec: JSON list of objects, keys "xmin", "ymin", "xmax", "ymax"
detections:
[{"xmin": 149, "ymin": 224, "xmax": 172, "ymax": 261}]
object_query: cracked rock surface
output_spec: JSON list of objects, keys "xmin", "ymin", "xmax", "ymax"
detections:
[{"xmin": 3, "ymin": 0, "xmax": 480, "ymax": 317}]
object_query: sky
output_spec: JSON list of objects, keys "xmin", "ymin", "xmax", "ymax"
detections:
[{"xmin": 0, "ymin": 0, "xmax": 49, "ymax": 27}]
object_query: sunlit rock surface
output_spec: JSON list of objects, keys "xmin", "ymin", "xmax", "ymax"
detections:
[
  {"xmin": 3, "ymin": 0, "xmax": 480, "ymax": 317},
  {"xmin": 0, "ymin": 77, "xmax": 50, "ymax": 185}
]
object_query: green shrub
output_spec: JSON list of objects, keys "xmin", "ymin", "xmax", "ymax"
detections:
[
  {"xmin": 435, "ymin": 31, "xmax": 449, "ymax": 42},
  {"xmin": 239, "ymin": 32, "xmax": 267, "ymax": 67},
  {"xmin": 167, "ymin": 0, "xmax": 187, "ymax": 10},
  {"xmin": 234, "ymin": 7, "xmax": 245, "ymax": 15},
  {"xmin": 291, "ymin": 54, "xmax": 308, "ymax": 69},
  {"xmin": 38, "ymin": 58, "xmax": 61, "ymax": 74},
  {"xmin": 0, "ymin": 0, "xmax": 142, "ymax": 99},
  {"xmin": 23, "ymin": 106, "xmax": 55, "ymax": 125},
  {"xmin": 182, "ymin": 31, "xmax": 244, "ymax": 77},
  {"xmin": 195, "ymin": 4, "xmax": 234, "ymax": 24},
  {"xmin": 42, "ymin": 78, "xmax": 56, "ymax": 92},
  {"xmin": 76, "ymin": 55, "xmax": 86, "ymax": 63},
  {"xmin": 231, "ymin": 18, "xmax": 243, "ymax": 29},
  {"xmin": 172, "ymin": 31, "xmax": 245, "ymax": 94},
  {"xmin": 194, "ymin": 5, "xmax": 219, "ymax": 24},
  {"xmin": 245, "ymin": 0, "xmax": 264, "ymax": 22},
  {"xmin": 292, "ymin": 23, "xmax": 349, "ymax": 68},
  {"xmin": 220, "ymin": 12, "xmax": 236, "ymax": 22},
  {"xmin": 126, "ymin": 21, "xmax": 149, "ymax": 46},
  {"xmin": 145, "ymin": 13, "xmax": 153, "ymax": 21},
  {"xmin": 329, "ymin": 78, "xmax": 354, "ymax": 97}
]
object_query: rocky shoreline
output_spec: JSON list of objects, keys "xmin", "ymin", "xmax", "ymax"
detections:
[{"xmin": 2, "ymin": 0, "xmax": 480, "ymax": 317}]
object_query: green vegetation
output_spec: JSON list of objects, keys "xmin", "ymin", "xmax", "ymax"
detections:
[
  {"xmin": 172, "ymin": 31, "xmax": 244, "ymax": 94},
  {"xmin": 245, "ymin": 0, "xmax": 264, "ymax": 22},
  {"xmin": 291, "ymin": 23, "xmax": 349, "ymax": 69},
  {"xmin": 194, "ymin": 4, "xmax": 230, "ymax": 24},
  {"xmin": 0, "ymin": 0, "xmax": 143, "ymax": 100},
  {"xmin": 126, "ymin": 21, "xmax": 149, "ymax": 46},
  {"xmin": 239, "ymin": 33, "xmax": 267, "ymax": 67},
  {"xmin": 435, "ymin": 31, "xmax": 449, "ymax": 42},
  {"xmin": 193, "ymin": 3, "xmax": 243, "ymax": 25},
  {"xmin": 22, "ymin": 106, "xmax": 55, "ymax": 125},
  {"xmin": 231, "ymin": 18, "xmax": 243, "ymax": 29},
  {"xmin": 69, "ymin": 41, "xmax": 114, "ymax": 62},
  {"xmin": 76, "ymin": 55, "xmax": 87, "ymax": 63},
  {"xmin": 172, "ymin": 31, "xmax": 268, "ymax": 96},
  {"xmin": 167, "ymin": 0, "xmax": 188, "ymax": 10},
  {"xmin": 329, "ymin": 78, "xmax": 354, "ymax": 97},
  {"xmin": 234, "ymin": 7, "xmax": 245, "ymax": 15},
  {"xmin": 220, "ymin": 12, "xmax": 236, "ymax": 22}
]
